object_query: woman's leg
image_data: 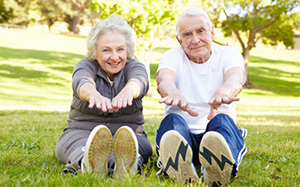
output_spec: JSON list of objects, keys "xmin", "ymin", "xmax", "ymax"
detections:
[{"xmin": 55, "ymin": 128, "xmax": 91, "ymax": 173}]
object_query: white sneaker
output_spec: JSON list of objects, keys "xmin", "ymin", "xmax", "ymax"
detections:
[
  {"xmin": 199, "ymin": 131, "xmax": 234, "ymax": 187},
  {"xmin": 82, "ymin": 125, "xmax": 113, "ymax": 175},
  {"xmin": 113, "ymin": 126, "xmax": 138, "ymax": 177},
  {"xmin": 160, "ymin": 130, "xmax": 199, "ymax": 184}
]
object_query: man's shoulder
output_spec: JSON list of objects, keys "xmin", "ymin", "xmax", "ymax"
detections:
[{"xmin": 164, "ymin": 47, "xmax": 184, "ymax": 55}]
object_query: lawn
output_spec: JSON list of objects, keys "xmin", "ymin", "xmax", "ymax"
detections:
[{"xmin": 0, "ymin": 29, "xmax": 300, "ymax": 186}]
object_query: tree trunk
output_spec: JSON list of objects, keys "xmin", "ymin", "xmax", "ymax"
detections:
[
  {"xmin": 242, "ymin": 48, "xmax": 255, "ymax": 88},
  {"xmin": 70, "ymin": 16, "xmax": 80, "ymax": 34}
]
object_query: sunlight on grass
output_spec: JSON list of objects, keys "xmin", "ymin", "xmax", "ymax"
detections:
[{"xmin": 0, "ymin": 29, "xmax": 86, "ymax": 55}]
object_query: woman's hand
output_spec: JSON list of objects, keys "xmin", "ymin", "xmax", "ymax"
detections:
[
  {"xmin": 111, "ymin": 81, "xmax": 141, "ymax": 112},
  {"xmin": 112, "ymin": 87, "xmax": 133, "ymax": 112},
  {"xmin": 88, "ymin": 91, "xmax": 113, "ymax": 112},
  {"xmin": 79, "ymin": 82, "xmax": 113, "ymax": 112}
]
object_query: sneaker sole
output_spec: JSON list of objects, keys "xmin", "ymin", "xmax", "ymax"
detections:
[
  {"xmin": 160, "ymin": 130, "xmax": 199, "ymax": 184},
  {"xmin": 113, "ymin": 126, "xmax": 138, "ymax": 177},
  {"xmin": 83, "ymin": 125, "xmax": 113, "ymax": 175},
  {"xmin": 199, "ymin": 131, "xmax": 233, "ymax": 187}
]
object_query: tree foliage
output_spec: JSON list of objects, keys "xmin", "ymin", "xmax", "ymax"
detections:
[
  {"xmin": 4, "ymin": 0, "xmax": 30, "ymax": 25},
  {"xmin": 4, "ymin": 0, "xmax": 93, "ymax": 32},
  {"xmin": 90, "ymin": 0, "xmax": 187, "ymax": 94},
  {"xmin": 0, "ymin": 0, "xmax": 14, "ymax": 23},
  {"xmin": 212, "ymin": 0, "xmax": 300, "ymax": 87},
  {"xmin": 90, "ymin": 0, "xmax": 185, "ymax": 63}
]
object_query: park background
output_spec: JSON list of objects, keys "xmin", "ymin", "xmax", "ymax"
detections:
[{"xmin": 1, "ymin": 0, "xmax": 300, "ymax": 186}]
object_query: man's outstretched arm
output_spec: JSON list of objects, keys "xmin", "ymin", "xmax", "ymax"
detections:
[
  {"xmin": 157, "ymin": 68, "xmax": 198, "ymax": 117},
  {"xmin": 207, "ymin": 67, "xmax": 245, "ymax": 120}
]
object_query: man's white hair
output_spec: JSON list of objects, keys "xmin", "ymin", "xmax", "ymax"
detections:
[{"xmin": 176, "ymin": 7, "xmax": 213, "ymax": 39}]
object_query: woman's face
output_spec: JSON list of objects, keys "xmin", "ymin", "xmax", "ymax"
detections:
[{"xmin": 95, "ymin": 31, "xmax": 127, "ymax": 80}]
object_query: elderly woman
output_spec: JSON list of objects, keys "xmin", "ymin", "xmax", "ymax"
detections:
[{"xmin": 55, "ymin": 14, "xmax": 153, "ymax": 176}]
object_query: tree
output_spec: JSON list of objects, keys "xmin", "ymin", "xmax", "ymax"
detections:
[
  {"xmin": 36, "ymin": 0, "xmax": 64, "ymax": 31},
  {"xmin": 4, "ymin": 0, "xmax": 31, "ymax": 26},
  {"xmin": 64, "ymin": 0, "xmax": 91, "ymax": 33},
  {"xmin": 216, "ymin": 0, "xmax": 300, "ymax": 88},
  {"xmin": 0, "ymin": 0, "xmax": 14, "ymax": 23},
  {"xmin": 90, "ymin": 0, "xmax": 186, "ymax": 95}
]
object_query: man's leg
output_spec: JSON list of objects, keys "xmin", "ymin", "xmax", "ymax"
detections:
[
  {"xmin": 199, "ymin": 114, "xmax": 247, "ymax": 186},
  {"xmin": 156, "ymin": 113, "xmax": 199, "ymax": 184},
  {"xmin": 205, "ymin": 113, "xmax": 247, "ymax": 176}
]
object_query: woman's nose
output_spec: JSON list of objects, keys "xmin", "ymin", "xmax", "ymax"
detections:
[{"xmin": 110, "ymin": 51, "xmax": 119, "ymax": 60}]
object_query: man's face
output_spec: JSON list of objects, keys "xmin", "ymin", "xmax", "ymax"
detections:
[{"xmin": 177, "ymin": 15, "xmax": 215, "ymax": 63}]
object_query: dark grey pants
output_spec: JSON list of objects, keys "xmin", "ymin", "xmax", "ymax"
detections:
[{"xmin": 55, "ymin": 123, "xmax": 153, "ymax": 172}]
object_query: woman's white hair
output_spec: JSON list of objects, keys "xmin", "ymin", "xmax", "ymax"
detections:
[
  {"xmin": 86, "ymin": 14, "xmax": 135, "ymax": 61},
  {"xmin": 176, "ymin": 7, "xmax": 213, "ymax": 39}
]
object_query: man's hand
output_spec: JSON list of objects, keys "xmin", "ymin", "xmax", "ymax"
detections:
[
  {"xmin": 159, "ymin": 94, "xmax": 199, "ymax": 117},
  {"xmin": 207, "ymin": 67, "xmax": 244, "ymax": 120},
  {"xmin": 207, "ymin": 89, "xmax": 240, "ymax": 120},
  {"xmin": 157, "ymin": 68, "xmax": 199, "ymax": 117}
]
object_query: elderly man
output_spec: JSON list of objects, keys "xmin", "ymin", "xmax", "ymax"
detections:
[{"xmin": 155, "ymin": 7, "xmax": 247, "ymax": 186}]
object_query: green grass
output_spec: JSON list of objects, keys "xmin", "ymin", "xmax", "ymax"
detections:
[{"xmin": 1, "ymin": 29, "xmax": 300, "ymax": 186}]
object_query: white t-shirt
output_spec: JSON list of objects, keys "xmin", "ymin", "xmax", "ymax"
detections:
[{"xmin": 157, "ymin": 43, "xmax": 245, "ymax": 134}]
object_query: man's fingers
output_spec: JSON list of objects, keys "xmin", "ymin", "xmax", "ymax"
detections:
[
  {"xmin": 159, "ymin": 97, "xmax": 168, "ymax": 104},
  {"xmin": 159, "ymin": 96, "xmax": 174, "ymax": 105},
  {"xmin": 207, "ymin": 106, "xmax": 217, "ymax": 120},
  {"xmin": 209, "ymin": 96, "xmax": 240, "ymax": 105},
  {"xmin": 186, "ymin": 106, "xmax": 199, "ymax": 117}
]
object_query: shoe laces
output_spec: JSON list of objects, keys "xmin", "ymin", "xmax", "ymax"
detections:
[{"xmin": 156, "ymin": 157, "xmax": 163, "ymax": 175}]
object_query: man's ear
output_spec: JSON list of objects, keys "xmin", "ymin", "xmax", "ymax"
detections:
[
  {"xmin": 211, "ymin": 25, "xmax": 215, "ymax": 40},
  {"xmin": 176, "ymin": 35, "xmax": 182, "ymax": 45}
]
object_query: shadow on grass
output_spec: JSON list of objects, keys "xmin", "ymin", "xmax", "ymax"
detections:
[
  {"xmin": 247, "ymin": 55, "xmax": 300, "ymax": 96},
  {"xmin": 0, "ymin": 46, "xmax": 84, "ymax": 74},
  {"xmin": 0, "ymin": 64, "xmax": 50, "ymax": 79},
  {"xmin": 0, "ymin": 46, "xmax": 85, "ymax": 87}
]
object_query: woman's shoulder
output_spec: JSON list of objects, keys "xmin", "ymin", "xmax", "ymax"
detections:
[
  {"xmin": 125, "ymin": 58, "xmax": 146, "ymax": 68},
  {"xmin": 74, "ymin": 57, "xmax": 97, "ymax": 69}
]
